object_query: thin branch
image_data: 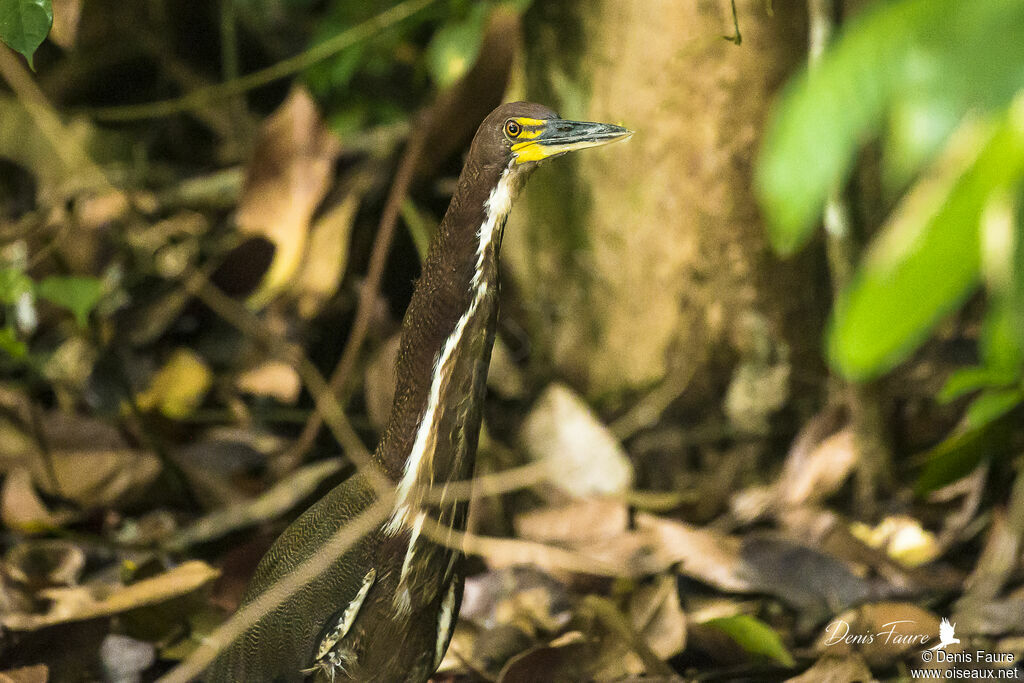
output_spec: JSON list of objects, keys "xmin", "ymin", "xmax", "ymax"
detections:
[
  {"xmin": 418, "ymin": 513, "xmax": 625, "ymax": 578},
  {"xmin": 274, "ymin": 118, "xmax": 429, "ymax": 473},
  {"xmin": 807, "ymin": 0, "xmax": 892, "ymax": 512},
  {"xmin": 158, "ymin": 497, "xmax": 392, "ymax": 683},
  {"xmin": 0, "ymin": 46, "xmax": 112, "ymax": 193},
  {"xmin": 187, "ymin": 275, "xmax": 393, "ymax": 497},
  {"xmin": 723, "ymin": 0, "xmax": 742, "ymax": 45},
  {"xmin": 89, "ymin": 0, "xmax": 439, "ymax": 122}
]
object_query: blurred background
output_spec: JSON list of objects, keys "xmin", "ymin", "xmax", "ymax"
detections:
[{"xmin": 1, "ymin": 0, "xmax": 1024, "ymax": 680}]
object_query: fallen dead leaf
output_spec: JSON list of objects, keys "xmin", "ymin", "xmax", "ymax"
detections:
[
  {"xmin": 629, "ymin": 574, "xmax": 687, "ymax": 660},
  {"xmin": 784, "ymin": 653, "xmax": 873, "ymax": 683},
  {"xmin": 135, "ymin": 348, "xmax": 213, "ymax": 419},
  {"xmin": 237, "ymin": 87, "xmax": 341, "ymax": 307},
  {"xmin": 235, "ymin": 360, "xmax": 301, "ymax": 404},
  {"xmin": 1, "ymin": 468, "xmax": 70, "ymax": 532},
  {"xmin": 2, "ymin": 560, "xmax": 220, "ymax": 631},
  {"xmin": 850, "ymin": 515, "xmax": 940, "ymax": 568},
  {"xmin": 520, "ymin": 384, "xmax": 632, "ymax": 498},
  {"xmin": 32, "ymin": 449, "xmax": 162, "ymax": 510},
  {"xmin": 294, "ymin": 194, "xmax": 359, "ymax": 319},
  {"xmin": 777, "ymin": 428, "xmax": 859, "ymax": 508},
  {"xmin": 514, "ymin": 498, "xmax": 628, "ymax": 546},
  {"xmin": 496, "ymin": 632, "xmax": 591, "ymax": 683},
  {"xmin": 634, "ymin": 513, "xmax": 750, "ymax": 593},
  {"xmin": 814, "ymin": 602, "xmax": 940, "ymax": 668},
  {"xmin": 5, "ymin": 540, "xmax": 85, "ymax": 590},
  {"xmin": 0, "ymin": 665, "xmax": 48, "ymax": 683}
]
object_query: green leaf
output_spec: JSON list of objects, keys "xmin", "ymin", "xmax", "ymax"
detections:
[
  {"xmin": 964, "ymin": 386, "xmax": 1024, "ymax": 430},
  {"xmin": 36, "ymin": 275, "xmax": 103, "ymax": 327},
  {"xmin": 756, "ymin": 0, "xmax": 1024, "ymax": 254},
  {"xmin": 980, "ymin": 298, "xmax": 1023, "ymax": 379},
  {"xmin": 939, "ymin": 366, "xmax": 1009, "ymax": 403},
  {"xmin": 0, "ymin": 0, "xmax": 53, "ymax": 69},
  {"xmin": 703, "ymin": 615, "xmax": 795, "ymax": 667},
  {"xmin": 828, "ymin": 108, "xmax": 1024, "ymax": 380},
  {"xmin": 0, "ymin": 326, "xmax": 27, "ymax": 359},
  {"xmin": 916, "ymin": 400, "xmax": 1014, "ymax": 495},
  {"xmin": 1011, "ymin": 189, "xmax": 1024, "ymax": 350},
  {"xmin": 0, "ymin": 266, "xmax": 33, "ymax": 305},
  {"xmin": 425, "ymin": 3, "xmax": 488, "ymax": 88}
]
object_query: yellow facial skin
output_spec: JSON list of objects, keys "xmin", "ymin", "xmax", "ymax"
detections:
[{"xmin": 507, "ymin": 116, "xmax": 633, "ymax": 165}]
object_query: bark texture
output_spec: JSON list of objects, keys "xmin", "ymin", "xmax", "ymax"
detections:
[{"xmin": 504, "ymin": 0, "xmax": 827, "ymax": 407}]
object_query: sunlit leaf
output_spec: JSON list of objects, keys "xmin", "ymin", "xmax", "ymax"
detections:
[
  {"xmin": 979, "ymin": 298, "xmax": 1023, "ymax": 379},
  {"xmin": 704, "ymin": 614, "xmax": 795, "ymax": 667},
  {"xmin": 883, "ymin": 95, "xmax": 961, "ymax": 192},
  {"xmin": 0, "ymin": 0, "xmax": 53, "ymax": 69},
  {"xmin": 0, "ymin": 327, "xmax": 27, "ymax": 359},
  {"xmin": 135, "ymin": 348, "xmax": 213, "ymax": 419},
  {"xmin": 36, "ymin": 275, "xmax": 103, "ymax": 327},
  {"xmin": 828, "ymin": 107, "xmax": 1024, "ymax": 380},
  {"xmin": 939, "ymin": 367, "xmax": 1008, "ymax": 403},
  {"xmin": 0, "ymin": 266, "xmax": 33, "ymax": 305},
  {"xmin": 756, "ymin": 0, "xmax": 1024, "ymax": 254},
  {"xmin": 425, "ymin": 3, "xmax": 488, "ymax": 88},
  {"xmin": 964, "ymin": 387, "xmax": 1024, "ymax": 430}
]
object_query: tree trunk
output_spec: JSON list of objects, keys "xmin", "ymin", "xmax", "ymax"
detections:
[{"xmin": 504, "ymin": 0, "xmax": 827, "ymax": 414}]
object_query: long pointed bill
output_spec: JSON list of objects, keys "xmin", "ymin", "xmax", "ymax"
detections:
[{"xmin": 511, "ymin": 118, "xmax": 633, "ymax": 164}]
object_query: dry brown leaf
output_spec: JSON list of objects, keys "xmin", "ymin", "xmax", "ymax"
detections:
[
  {"xmin": 629, "ymin": 574, "xmax": 687, "ymax": 660},
  {"xmin": 635, "ymin": 513, "xmax": 751, "ymax": 592},
  {"xmin": 294, "ymin": 194, "xmax": 359, "ymax": 319},
  {"xmin": 784, "ymin": 654, "xmax": 874, "ymax": 683},
  {"xmin": 497, "ymin": 632, "xmax": 591, "ymax": 683},
  {"xmin": 0, "ymin": 665, "xmax": 48, "ymax": 683},
  {"xmin": 2, "ymin": 560, "xmax": 219, "ymax": 631},
  {"xmin": 237, "ymin": 87, "xmax": 341, "ymax": 306},
  {"xmin": 31, "ymin": 448, "xmax": 161, "ymax": 509},
  {"xmin": 520, "ymin": 384, "xmax": 632, "ymax": 498},
  {"xmin": 5, "ymin": 540, "xmax": 85, "ymax": 590},
  {"xmin": 235, "ymin": 360, "xmax": 301, "ymax": 404},
  {"xmin": 514, "ymin": 498, "xmax": 628, "ymax": 545},
  {"xmin": 849, "ymin": 515, "xmax": 940, "ymax": 568},
  {"xmin": 1, "ymin": 468, "xmax": 68, "ymax": 532},
  {"xmin": 777, "ymin": 428, "xmax": 858, "ymax": 508},
  {"xmin": 813, "ymin": 602, "xmax": 940, "ymax": 668}
]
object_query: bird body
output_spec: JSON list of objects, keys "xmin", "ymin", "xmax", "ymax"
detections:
[{"xmin": 208, "ymin": 102, "xmax": 631, "ymax": 682}]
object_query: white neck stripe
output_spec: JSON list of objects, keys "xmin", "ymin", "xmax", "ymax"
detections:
[{"xmin": 385, "ymin": 167, "xmax": 514, "ymax": 534}]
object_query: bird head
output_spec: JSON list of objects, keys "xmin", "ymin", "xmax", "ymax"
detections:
[{"xmin": 469, "ymin": 101, "xmax": 632, "ymax": 175}]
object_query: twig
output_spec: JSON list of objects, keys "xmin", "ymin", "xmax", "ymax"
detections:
[
  {"xmin": 219, "ymin": 0, "xmax": 251, "ymax": 149},
  {"xmin": 418, "ymin": 513, "xmax": 624, "ymax": 578},
  {"xmin": 807, "ymin": 0, "xmax": 892, "ymax": 513},
  {"xmin": 158, "ymin": 497, "xmax": 392, "ymax": 683},
  {"xmin": 187, "ymin": 275, "xmax": 392, "ymax": 497},
  {"xmin": 274, "ymin": 118, "xmax": 429, "ymax": 473},
  {"xmin": 89, "ymin": 0, "xmax": 439, "ymax": 122},
  {"xmin": 581, "ymin": 595, "xmax": 677, "ymax": 677},
  {"xmin": 723, "ymin": 0, "xmax": 742, "ymax": 45},
  {"xmin": 0, "ymin": 46, "xmax": 111, "ymax": 193}
]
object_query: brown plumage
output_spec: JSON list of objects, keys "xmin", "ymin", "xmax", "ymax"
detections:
[{"xmin": 208, "ymin": 102, "xmax": 630, "ymax": 682}]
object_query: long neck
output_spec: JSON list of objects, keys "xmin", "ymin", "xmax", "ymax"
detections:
[{"xmin": 376, "ymin": 154, "xmax": 515, "ymax": 527}]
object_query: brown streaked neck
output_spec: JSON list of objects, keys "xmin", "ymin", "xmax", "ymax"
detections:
[{"xmin": 373, "ymin": 150, "xmax": 518, "ymax": 486}]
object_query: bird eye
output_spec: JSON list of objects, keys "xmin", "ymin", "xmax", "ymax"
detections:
[{"xmin": 504, "ymin": 120, "xmax": 522, "ymax": 138}]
